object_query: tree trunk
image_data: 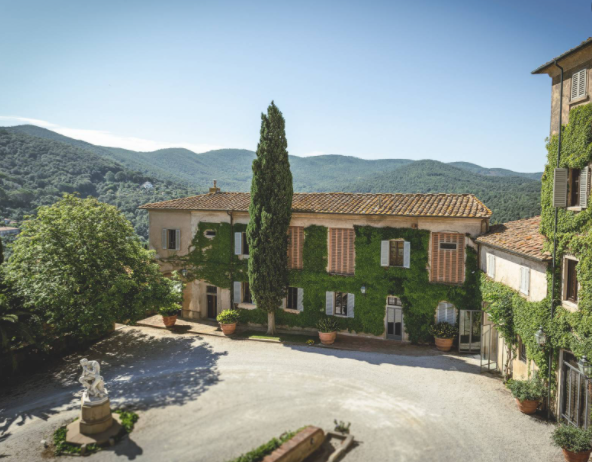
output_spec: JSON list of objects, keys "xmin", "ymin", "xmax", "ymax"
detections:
[{"xmin": 267, "ymin": 311, "xmax": 276, "ymax": 335}]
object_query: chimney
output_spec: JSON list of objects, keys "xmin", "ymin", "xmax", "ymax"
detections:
[{"xmin": 209, "ymin": 179, "xmax": 220, "ymax": 194}]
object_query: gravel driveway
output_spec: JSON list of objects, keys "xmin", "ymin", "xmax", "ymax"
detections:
[{"xmin": 0, "ymin": 326, "xmax": 562, "ymax": 461}]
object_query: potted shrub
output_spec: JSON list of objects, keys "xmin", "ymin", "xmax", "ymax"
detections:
[
  {"xmin": 317, "ymin": 318, "xmax": 339, "ymax": 345},
  {"xmin": 429, "ymin": 322, "xmax": 458, "ymax": 352},
  {"xmin": 217, "ymin": 309, "xmax": 240, "ymax": 335},
  {"xmin": 507, "ymin": 376, "xmax": 544, "ymax": 414},
  {"xmin": 159, "ymin": 304, "xmax": 181, "ymax": 328},
  {"xmin": 551, "ymin": 425, "xmax": 592, "ymax": 462}
]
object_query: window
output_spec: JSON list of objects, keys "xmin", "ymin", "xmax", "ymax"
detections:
[
  {"xmin": 487, "ymin": 254, "xmax": 496, "ymax": 278},
  {"xmin": 242, "ymin": 233, "xmax": 249, "ymax": 256},
  {"xmin": 571, "ymin": 68, "xmax": 587, "ymax": 101},
  {"xmin": 243, "ymin": 281, "xmax": 253, "ymax": 304},
  {"xmin": 204, "ymin": 229, "xmax": 216, "ymax": 239},
  {"xmin": 334, "ymin": 292, "xmax": 348, "ymax": 316},
  {"xmin": 387, "ymin": 296, "xmax": 402, "ymax": 306},
  {"xmin": 519, "ymin": 337, "xmax": 527, "ymax": 363},
  {"xmin": 286, "ymin": 287, "xmax": 298, "ymax": 310},
  {"xmin": 381, "ymin": 240, "xmax": 410, "ymax": 268},
  {"xmin": 431, "ymin": 233, "xmax": 465, "ymax": 284},
  {"xmin": 520, "ymin": 266, "xmax": 530, "ymax": 296},
  {"xmin": 389, "ymin": 241, "xmax": 404, "ymax": 266},
  {"xmin": 570, "ymin": 169, "xmax": 581, "ymax": 207},
  {"xmin": 162, "ymin": 228, "xmax": 180, "ymax": 251},
  {"xmin": 329, "ymin": 228, "xmax": 355, "ymax": 275},
  {"xmin": 287, "ymin": 226, "xmax": 304, "ymax": 269},
  {"xmin": 234, "ymin": 231, "xmax": 249, "ymax": 256},
  {"xmin": 436, "ymin": 302, "xmax": 457, "ymax": 325},
  {"xmin": 566, "ymin": 259, "xmax": 579, "ymax": 303}
]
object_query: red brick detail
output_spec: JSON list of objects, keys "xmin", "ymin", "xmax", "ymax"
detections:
[
  {"xmin": 287, "ymin": 226, "xmax": 303, "ymax": 270},
  {"xmin": 329, "ymin": 228, "xmax": 355, "ymax": 275},
  {"xmin": 431, "ymin": 233, "xmax": 465, "ymax": 284}
]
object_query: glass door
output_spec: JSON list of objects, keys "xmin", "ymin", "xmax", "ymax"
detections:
[{"xmin": 459, "ymin": 310, "xmax": 482, "ymax": 353}]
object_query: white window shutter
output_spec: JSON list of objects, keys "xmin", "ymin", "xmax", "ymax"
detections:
[
  {"xmin": 520, "ymin": 267, "xmax": 530, "ymax": 296},
  {"xmin": 175, "ymin": 229, "xmax": 180, "ymax": 250},
  {"xmin": 325, "ymin": 291, "xmax": 334, "ymax": 316},
  {"xmin": 403, "ymin": 241, "xmax": 411, "ymax": 268},
  {"xmin": 234, "ymin": 232, "xmax": 242, "ymax": 255},
  {"xmin": 233, "ymin": 281, "xmax": 242, "ymax": 304},
  {"xmin": 437, "ymin": 303, "xmax": 445, "ymax": 323},
  {"xmin": 446, "ymin": 305, "xmax": 456, "ymax": 325},
  {"xmin": 572, "ymin": 71, "xmax": 581, "ymax": 100},
  {"xmin": 380, "ymin": 241, "xmax": 389, "ymax": 267},
  {"xmin": 581, "ymin": 69, "xmax": 587, "ymax": 98},
  {"xmin": 297, "ymin": 288, "xmax": 304, "ymax": 311},
  {"xmin": 487, "ymin": 254, "xmax": 496, "ymax": 278},
  {"xmin": 162, "ymin": 228, "xmax": 168, "ymax": 250},
  {"xmin": 347, "ymin": 293, "xmax": 355, "ymax": 318},
  {"xmin": 581, "ymin": 166, "xmax": 589, "ymax": 208},
  {"xmin": 553, "ymin": 168, "xmax": 568, "ymax": 208}
]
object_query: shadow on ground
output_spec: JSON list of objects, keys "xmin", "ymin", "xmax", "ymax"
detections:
[{"xmin": 0, "ymin": 328, "xmax": 225, "ymax": 443}]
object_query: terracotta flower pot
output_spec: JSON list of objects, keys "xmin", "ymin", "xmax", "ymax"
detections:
[
  {"xmin": 515, "ymin": 398, "xmax": 539, "ymax": 415},
  {"xmin": 562, "ymin": 448, "xmax": 592, "ymax": 462},
  {"xmin": 435, "ymin": 337, "xmax": 454, "ymax": 352},
  {"xmin": 220, "ymin": 323, "xmax": 237, "ymax": 336},
  {"xmin": 162, "ymin": 315, "xmax": 178, "ymax": 327},
  {"xmin": 319, "ymin": 331, "xmax": 337, "ymax": 345}
]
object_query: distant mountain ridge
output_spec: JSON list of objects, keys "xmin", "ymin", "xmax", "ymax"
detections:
[{"xmin": 1, "ymin": 125, "xmax": 543, "ymax": 223}]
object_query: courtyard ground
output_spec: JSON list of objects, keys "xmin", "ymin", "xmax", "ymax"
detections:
[{"xmin": 0, "ymin": 325, "xmax": 563, "ymax": 461}]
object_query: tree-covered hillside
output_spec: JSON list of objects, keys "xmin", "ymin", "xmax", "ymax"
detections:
[
  {"xmin": 345, "ymin": 160, "xmax": 541, "ymax": 223},
  {"xmin": 0, "ymin": 129, "xmax": 200, "ymax": 238}
]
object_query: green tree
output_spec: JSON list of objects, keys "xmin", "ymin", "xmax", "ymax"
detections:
[
  {"xmin": 3, "ymin": 194, "xmax": 181, "ymax": 341},
  {"xmin": 247, "ymin": 102, "xmax": 293, "ymax": 334}
]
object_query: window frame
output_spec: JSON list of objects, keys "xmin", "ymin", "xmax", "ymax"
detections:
[
  {"xmin": 286, "ymin": 287, "xmax": 298, "ymax": 310},
  {"xmin": 519, "ymin": 337, "xmax": 527, "ymax": 363},
  {"xmin": 388, "ymin": 240, "xmax": 405, "ymax": 267},
  {"xmin": 439, "ymin": 242, "xmax": 457, "ymax": 250},
  {"xmin": 334, "ymin": 292, "xmax": 348, "ymax": 317},
  {"xmin": 204, "ymin": 229, "xmax": 217, "ymax": 239},
  {"xmin": 242, "ymin": 281, "xmax": 253, "ymax": 304},
  {"xmin": 569, "ymin": 168, "xmax": 582, "ymax": 207},
  {"xmin": 565, "ymin": 258, "xmax": 579, "ymax": 303},
  {"xmin": 241, "ymin": 232, "xmax": 250, "ymax": 256}
]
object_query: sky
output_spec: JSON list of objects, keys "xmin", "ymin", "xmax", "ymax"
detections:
[{"xmin": 1, "ymin": 0, "xmax": 591, "ymax": 172}]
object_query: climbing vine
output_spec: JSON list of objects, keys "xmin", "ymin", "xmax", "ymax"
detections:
[{"xmin": 183, "ymin": 221, "xmax": 480, "ymax": 342}]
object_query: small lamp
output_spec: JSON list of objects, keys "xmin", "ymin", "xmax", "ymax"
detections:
[
  {"xmin": 360, "ymin": 285, "xmax": 366, "ymax": 295},
  {"xmin": 578, "ymin": 356, "xmax": 592, "ymax": 378},
  {"xmin": 181, "ymin": 269, "xmax": 188, "ymax": 277},
  {"xmin": 534, "ymin": 326, "xmax": 546, "ymax": 347}
]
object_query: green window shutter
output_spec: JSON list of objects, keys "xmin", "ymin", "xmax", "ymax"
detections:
[
  {"xmin": 553, "ymin": 168, "xmax": 568, "ymax": 208},
  {"xmin": 162, "ymin": 228, "xmax": 168, "ymax": 250},
  {"xmin": 325, "ymin": 291, "xmax": 334, "ymax": 316},
  {"xmin": 403, "ymin": 241, "xmax": 411, "ymax": 268},
  {"xmin": 380, "ymin": 241, "xmax": 389, "ymax": 267}
]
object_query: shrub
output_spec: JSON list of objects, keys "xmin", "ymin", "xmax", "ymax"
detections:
[
  {"xmin": 159, "ymin": 304, "xmax": 181, "ymax": 317},
  {"xmin": 217, "ymin": 309, "xmax": 240, "ymax": 324},
  {"xmin": 506, "ymin": 376, "xmax": 545, "ymax": 402},
  {"xmin": 316, "ymin": 318, "xmax": 339, "ymax": 333},
  {"xmin": 551, "ymin": 425, "xmax": 592, "ymax": 452},
  {"xmin": 429, "ymin": 322, "xmax": 458, "ymax": 339}
]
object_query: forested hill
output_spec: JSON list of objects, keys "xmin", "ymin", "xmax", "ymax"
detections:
[
  {"xmin": 345, "ymin": 160, "xmax": 541, "ymax": 223},
  {"xmin": 1, "ymin": 125, "xmax": 542, "ymax": 227},
  {"xmin": 0, "ymin": 129, "xmax": 200, "ymax": 238}
]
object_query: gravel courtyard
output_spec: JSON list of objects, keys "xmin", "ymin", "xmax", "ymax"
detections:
[{"xmin": 0, "ymin": 325, "xmax": 562, "ymax": 462}]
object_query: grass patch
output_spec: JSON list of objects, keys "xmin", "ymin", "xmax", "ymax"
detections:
[
  {"xmin": 52, "ymin": 410, "xmax": 139, "ymax": 456},
  {"xmin": 236, "ymin": 330, "xmax": 317, "ymax": 344},
  {"xmin": 228, "ymin": 427, "xmax": 307, "ymax": 462}
]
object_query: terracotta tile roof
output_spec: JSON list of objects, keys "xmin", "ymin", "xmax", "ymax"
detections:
[
  {"xmin": 139, "ymin": 192, "xmax": 492, "ymax": 218},
  {"xmin": 475, "ymin": 216, "xmax": 550, "ymax": 261}
]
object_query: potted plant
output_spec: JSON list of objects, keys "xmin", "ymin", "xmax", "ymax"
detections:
[
  {"xmin": 317, "ymin": 318, "xmax": 339, "ymax": 345},
  {"xmin": 429, "ymin": 322, "xmax": 458, "ymax": 352},
  {"xmin": 159, "ymin": 304, "xmax": 181, "ymax": 328},
  {"xmin": 551, "ymin": 425, "xmax": 592, "ymax": 462},
  {"xmin": 217, "ymin": 309, "xmax": 240, "ymax": 335},
  {"xmin": 506, "ymin": 376, "xmax": 544, "ymax": 414}
]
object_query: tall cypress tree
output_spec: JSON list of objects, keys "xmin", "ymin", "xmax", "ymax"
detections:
[{"xmin": 247, "ymin": 102, "xmax": 293, "ymax": 334}]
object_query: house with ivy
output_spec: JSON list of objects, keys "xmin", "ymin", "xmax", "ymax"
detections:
[
  {"xmin": 476, "ymin": 37, "xmax": 592, "ymax": 427},
  {"xmin": 140, "ymin": 188, "xmax": 490, "ymax": 343}
]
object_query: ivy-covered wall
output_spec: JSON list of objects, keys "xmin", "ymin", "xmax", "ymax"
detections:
[{"xmin": 185, "ymin": 220, "xmax": 480, "ymax": 342}]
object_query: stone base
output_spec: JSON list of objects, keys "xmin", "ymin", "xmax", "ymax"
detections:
[{"xmin": 66, "ymin": 413, "xmax": 122, "ymax": 446}]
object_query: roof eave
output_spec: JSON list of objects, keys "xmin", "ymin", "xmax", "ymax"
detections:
[
  {"xmin": 475, "ymin": 240, "xmax": 551, "ymax": 263},
  {"xmin": 532, "ymin": 38, "xmax": 592, "ymax": 75}
]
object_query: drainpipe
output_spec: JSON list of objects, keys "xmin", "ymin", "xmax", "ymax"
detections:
[{"xmin": 548, "ymin": 60, "xmax": 564, "ymax": 421}]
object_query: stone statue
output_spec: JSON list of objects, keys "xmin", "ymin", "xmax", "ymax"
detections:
[{"xmin": 79, "ymin": 358, "xmax": 107, "ymax": 404}]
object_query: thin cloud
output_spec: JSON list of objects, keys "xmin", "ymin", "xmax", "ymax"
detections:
[{"xmin": 0, "ymin": 116, "xmax": 225, "ymax": 153}]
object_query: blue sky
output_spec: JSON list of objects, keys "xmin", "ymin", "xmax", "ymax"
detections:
[{"xmin": 0, "ymin": 0, "xmax": 591, "ymax": 172}]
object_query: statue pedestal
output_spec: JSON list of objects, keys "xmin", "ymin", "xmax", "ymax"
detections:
[{"xmin": 66, "ymin": 398, "xmax": 122, "ymax": 446}]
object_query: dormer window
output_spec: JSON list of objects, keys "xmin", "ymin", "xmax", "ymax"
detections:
[{"xmin": 571, "ymin": 69, "xmax": 587, "ymax": 101}]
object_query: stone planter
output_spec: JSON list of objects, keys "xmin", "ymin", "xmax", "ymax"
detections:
[
  {"xmin": 435, "ymin": 337, "xmax": 454, "ymax": 352},
  {"xmin": 162, "ymin": 315, "xmax": 178, "ymax": 328},
  {"xmin": 515, "ymin": 398, "xmax": 539, "ymax": 415},
  {"xmin": 220, "ymin": 323, "xmax": 237, "ymax": 336},
  {"xmin": 319, "ymin": 331, "xmax": 337, "ymax": 345},
  {"xmin": 562, "ymin": 448, "xmax": 592, "ymax": 462}
]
